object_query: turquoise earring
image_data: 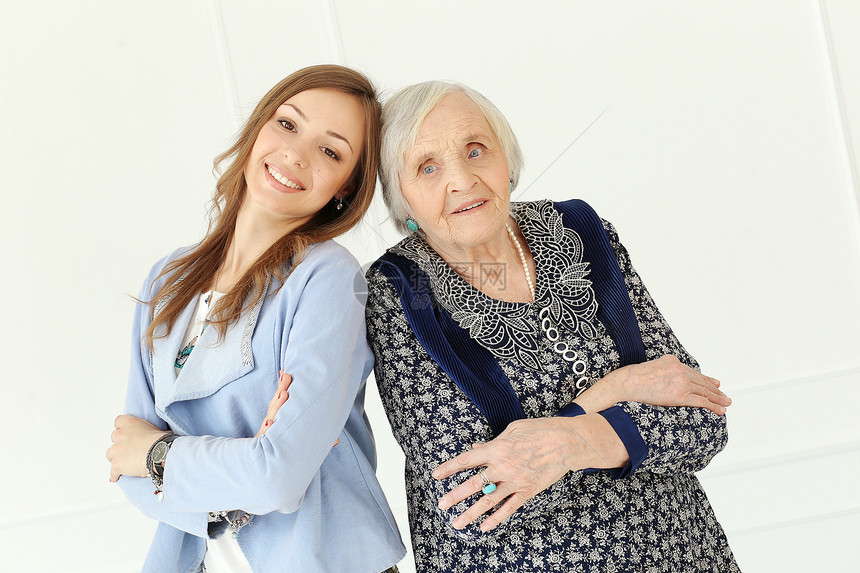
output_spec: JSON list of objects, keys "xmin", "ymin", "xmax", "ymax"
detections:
[
  {"xmin": 406, "ymin": 217, "xmax": 420, "ymax": 232},
  {"xmin": 510, "ymin": 180, "xmax": 514, "ymax": 192}
]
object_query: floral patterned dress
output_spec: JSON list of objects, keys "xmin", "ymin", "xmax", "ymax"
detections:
[{"xmin": 366, "ymin": 200, "xmax": 739, "ymax": 572}]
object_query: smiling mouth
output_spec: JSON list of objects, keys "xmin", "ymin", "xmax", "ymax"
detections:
[
  {"xmin": 267, "ymin": 164, "xmax": 305, "ymax": 190},
  {"xmin": 453, "ymin": 201, "xmax": 486, "ymax": 214}
]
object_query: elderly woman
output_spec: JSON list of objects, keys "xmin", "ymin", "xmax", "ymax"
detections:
[{"xmin": 365, "ymin": 81, "xmax": 740, "ymax": 572}]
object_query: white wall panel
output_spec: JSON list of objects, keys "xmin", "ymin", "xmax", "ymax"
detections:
[
  {"xmin": 1, "ymin": 0, "xmax": 230, "ymax": 566},
  {"xmin": 728, "ymin": 509, "xmax": 860, "ymax": 573},
  {"xmin": 338, "ymin": 0, "xmax": 860, "ymax": 385},
  {"xmin": 218, "ymin": 1, "xmax": 335, "ymax": 114},
  {"xmin": 2, "ymin": 1, "xmax": 858, "ymax": 570},
  {"xmin": 821, "ymin": 0, "xmax": 860, "ymax": 243}
]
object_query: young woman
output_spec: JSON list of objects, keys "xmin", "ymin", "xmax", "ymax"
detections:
[{"xmin": 106, "ymin": 65, "xmax": 405, "ymax": 573}]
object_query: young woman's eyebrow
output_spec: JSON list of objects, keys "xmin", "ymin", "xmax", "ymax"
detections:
[{"xmin": 282, "ymin": 103, "xmax": 353, "ymax": 153}]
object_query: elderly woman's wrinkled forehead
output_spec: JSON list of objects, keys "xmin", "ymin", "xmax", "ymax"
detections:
[{"xmin": 403, "ymin": 92, "xmax": 499, "ymax": 170}]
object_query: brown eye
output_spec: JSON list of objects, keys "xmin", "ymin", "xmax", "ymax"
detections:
[{"xmin": 323, "ymin": 147, "xmax": 341, "ymax": 161}]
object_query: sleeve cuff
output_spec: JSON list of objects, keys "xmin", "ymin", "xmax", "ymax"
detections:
[
  {"xmin": 557, "ymin": 402, "xmax": 586, "ymax": 417},
  {"xmin": 596, "ymin": 405, "xmax": 648, "ymax": 479}
]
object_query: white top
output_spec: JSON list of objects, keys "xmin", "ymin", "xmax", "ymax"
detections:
[{"xmin": 172, "ymin": 290, "xmax": 252, "ymax": 571}]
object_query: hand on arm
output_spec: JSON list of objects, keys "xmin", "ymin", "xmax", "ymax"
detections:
[
  {"xmin": 107, "ymin": 415, "xmax": 172, "ymax": 482},
  {"xmin": 433, "ymin": 414, "xmax": 627, "ymax": 532},
  {"xmin": 598, "ymin": 218, "xmax": 730, "ymax": 475},
  {"xmin": 255, "ymin": 370, "xmax": 292, "ymax": 438},
  {"xmin": 574, "ymin": 354, "xmax": 731, "ymax": 415}
]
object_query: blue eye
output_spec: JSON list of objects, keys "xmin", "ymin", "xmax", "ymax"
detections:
[
  {"xmin": 468, "ymin": 148, "xmax": 482, "ymax": 158},
  {"xmin": 422, "ymin": 165, "xmax": 436, "ymax": 174}
]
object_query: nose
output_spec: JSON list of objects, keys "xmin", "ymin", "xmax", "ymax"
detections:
[
  {"xmin": 446, "ymin": 157, "xmax": 477, "ymax": 193},
  {"xmin": 282, "ymin": 140, "xmax": 308, "ymax": 169}
]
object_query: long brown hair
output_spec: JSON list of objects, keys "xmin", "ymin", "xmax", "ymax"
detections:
[{"xmin": 142, "ymin": 65, "xmax": 381, "ymax": 348}]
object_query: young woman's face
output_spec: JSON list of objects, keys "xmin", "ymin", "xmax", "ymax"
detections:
[{"xmin": 243, "ymin": 88, "xmax": 365, "ymax": 225}]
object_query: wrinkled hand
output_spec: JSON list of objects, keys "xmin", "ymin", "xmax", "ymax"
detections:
[
  {"xmin": 107, "ymin": 415, "xmax": 169, "ymax": 482},
  {"xmin": 577, "ymin": 355, "xmax": 731, "ymax": 415},
  {"xmin": 255, "ymin": 370, "xmax": 293, "ymax": 438},
  {"xmin": 433, "ymin": 415, "xmax": 619, "ymax": 532}
]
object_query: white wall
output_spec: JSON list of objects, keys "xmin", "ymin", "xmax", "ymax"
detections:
[{"xmin": 2, "ymin": 1, "xmax": 859, "ymax": 571}]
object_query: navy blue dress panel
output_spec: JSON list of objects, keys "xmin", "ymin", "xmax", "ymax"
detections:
[
  {"xmin": 374, "ymin": 257, "xmax": 525, "ymax": 436},
  {"xmin": 552, "ymin": 199, "xmax": 646, "ymax": 366},
  {"xmin": 372, "ymin": 199, "xmax": 644, "ymax": 437},
  {"xmin": 366, "ymin": 201, "xmax": 737, "ymax": 572}
]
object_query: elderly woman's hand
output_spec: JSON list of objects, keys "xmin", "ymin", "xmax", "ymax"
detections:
[
  {"xmin": 433, "ymin": 414, "xmax": 627, "ymax": 532},
  {"xmin": 107, "ymin": 415, "xmax": 170, "ymax": 482},
  {"xmin": 575, "ymin": 355, "xmax": 731, "ymax": 415}
]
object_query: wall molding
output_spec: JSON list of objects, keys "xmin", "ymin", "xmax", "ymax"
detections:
[
  {"xmin": 205, "ymin": 0, "xmax": 242, "ymax": 132},
  {"xmin": 321, "ymin": 0, "xmax": 346, "ymax": 65},
  {"xmin": 702, "ymin": 435, "xmax": 860, "ymax": 478},
  {"xmin": 812, "ymin": 0, "xmax": 860, "ymax": 256},
  {"xmin": 728, "ymin": 363, "xmax": 860, "ymax": 396},
  {"xmin": 0, "ymin": 501, "xmax": 130, "ymax": 530},
  {"xmin": 728, "ymin": 505, "xmax": 860, "ymax": 538}
]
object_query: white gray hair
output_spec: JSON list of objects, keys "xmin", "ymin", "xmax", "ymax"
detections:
[{"xmin": 379, "ymin": 81, "xmax": 524, "ymax": 234}]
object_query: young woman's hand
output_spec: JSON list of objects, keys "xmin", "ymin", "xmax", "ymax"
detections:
[
  {"xmin": 255, "ymin": 370, "xmax": 293, "ymax": 437},
  {"xmin": 107, "ymin": 415, "xmax": 169, "ymax": 482}
]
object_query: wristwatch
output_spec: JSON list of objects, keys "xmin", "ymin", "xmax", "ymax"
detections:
[{"xmin": 149, "ymin": 433, "xmax": 177, "ymax": 479}]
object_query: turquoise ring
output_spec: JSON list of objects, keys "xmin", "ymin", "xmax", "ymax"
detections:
[{"xmin": 479, "ymin": 469, "xmax": 496, "ymax": 495}]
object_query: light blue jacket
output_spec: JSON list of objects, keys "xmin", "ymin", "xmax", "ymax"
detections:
[{"xmin": 119, "ymin": 240, "xmax": 405, "ymax": 573}]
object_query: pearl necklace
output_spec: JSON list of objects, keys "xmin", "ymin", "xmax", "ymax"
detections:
[{"xmin": 506, "ymin": 223, "xmax": 535, "ymax": 301}]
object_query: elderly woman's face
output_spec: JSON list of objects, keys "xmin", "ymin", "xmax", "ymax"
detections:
[{"xmin": 400, "ymin": 92, "xmax": 511, "ymax": 253}]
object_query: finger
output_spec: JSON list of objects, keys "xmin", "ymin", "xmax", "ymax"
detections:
[
  {"xmin": 114, "ymin": 414, "xmax": 129, "ymax": 428},
  {"xmin": 690, "ymin": 373, "xmax": 728, "ymax": 399},
  {"xmin": 481, "ymin": 492, "xmax": 529, "ymax": 532},
  {"xmin": 686, "ymin": 374, "xmax": 732, "ymax": 407},
  {"xmin": 685, "ymin": 382, "xmax": 731, "ymax": 407},
  {"xmin": 452, "ymin": 483, "xmax": 513, "ymax": 529},
  {"xmin": 254, "ymin": 417, "xmax": 273, "ymax": 438},
  {"xmin": 685, "ymin": 392, "xmax": 728, "ymax": 416},
  {"xmin": 439, "ymin": 471, "xmax": 488, "ymax": 510},
  {"xmin": 266, "ymin": 383, "xmax": 291, "ymax": 423},
  {"xmin": 279, "ymin": 371, "xmax": 293, "ymax": 393},
  {"xmin": 433, "ymin": 448, "xmax": 486, "ymax": 480},
  {"xmin": 109, "ymin": 466, "xmax": 120, "ymax": 482}
]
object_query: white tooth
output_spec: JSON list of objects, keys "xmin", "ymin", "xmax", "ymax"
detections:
[
  {"xmin": 269, "ymin": 166, "xmax": 301, "ymax": 189},
  {"xmin": 458, "ymin": 201, "xmax": 484, "ymax": 212}
]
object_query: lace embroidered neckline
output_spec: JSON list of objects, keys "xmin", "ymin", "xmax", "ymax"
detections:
[{"xmin": 388, "ymin": 200, "xmax": 600, "ymax": 370}]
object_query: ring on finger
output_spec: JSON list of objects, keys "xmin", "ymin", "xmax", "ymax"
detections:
[{"xmin": 478, "ymin": 469, "xmax": 497, "ymax": 495}]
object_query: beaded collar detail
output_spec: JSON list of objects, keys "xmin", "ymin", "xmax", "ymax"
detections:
[{"xmin": 388, "ymin": 200, "xmax": 601, "ymax": 371}]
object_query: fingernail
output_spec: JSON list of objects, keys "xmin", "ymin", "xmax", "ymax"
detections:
[
  {"xmin": 277, "ymin": 392, "xmax": 281, "ymax": 399},
  {"xmin": 265, "ymin": 420, "xmax": 271, "ymax": 427}
]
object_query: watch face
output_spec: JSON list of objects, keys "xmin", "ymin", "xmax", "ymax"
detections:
[{"xmin": 152, "ymin": 442, "xmax": 169, "ymax": 464}]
